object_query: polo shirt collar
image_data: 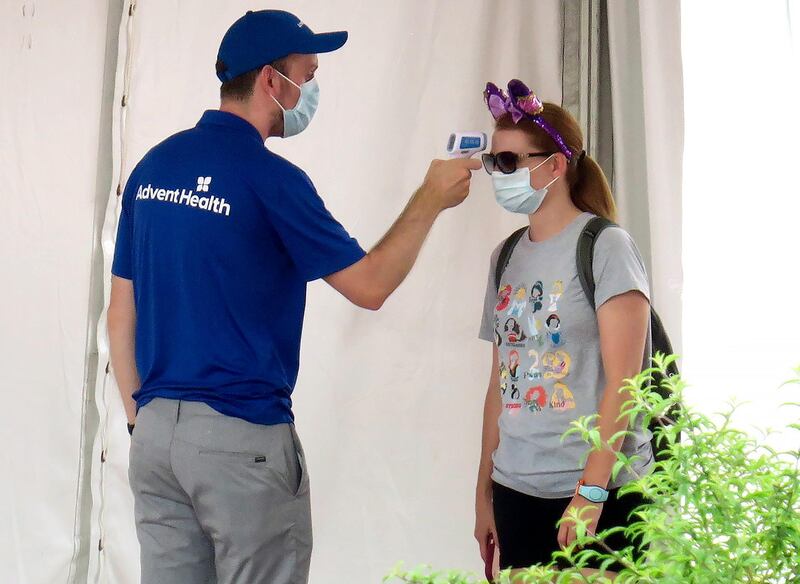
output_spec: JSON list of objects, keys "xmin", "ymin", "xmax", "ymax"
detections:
[{"xmin": 197, "ymin": 110, "xmax": 264, "ymax": 143}]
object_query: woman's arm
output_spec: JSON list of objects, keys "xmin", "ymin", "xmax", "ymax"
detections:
[
  {"xmin": 477, "ymin": 345, "xmax": 502, "ymax": 499},
  {"xmin": 475, "ymin": 344, "xmax": 502, "ymax": 561},
  {"xmin": 581, "ymin": 290, "xmax": 650, "ymax": 488}
]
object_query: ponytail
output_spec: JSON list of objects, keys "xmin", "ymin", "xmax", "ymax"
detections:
[{"xmin": 570, "ymin": 151, "xmax": 616, "ymax": 222}]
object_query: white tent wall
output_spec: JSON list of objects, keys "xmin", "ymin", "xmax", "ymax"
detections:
[{"xmin": 0, "ymin": 1, "xmax": 122, "ymax": 583}]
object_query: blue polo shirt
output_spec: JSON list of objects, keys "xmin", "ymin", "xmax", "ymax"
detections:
[{"xmin": 112, "ymin": 110, "xmax": 366, "ymax": 426}]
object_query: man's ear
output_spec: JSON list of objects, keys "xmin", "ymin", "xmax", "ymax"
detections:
[{"xmin": 260, "ymin": 65, "xmax": 277, "ymax": 95}]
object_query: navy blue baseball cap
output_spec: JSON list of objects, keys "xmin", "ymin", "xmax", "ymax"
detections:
[{"xmin": 216, "ymin": 10, "xmax": 348, "ymax": 82}]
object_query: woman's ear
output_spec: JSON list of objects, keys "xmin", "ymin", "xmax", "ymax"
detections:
[{"xmin": 554, "ymin": 152, "xmax": 569, "ymax": 177}]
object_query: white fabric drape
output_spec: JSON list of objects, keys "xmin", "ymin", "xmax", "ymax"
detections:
[{"xmin": 0, "ymin": 1, "xmax": 122, "ymax": 583}]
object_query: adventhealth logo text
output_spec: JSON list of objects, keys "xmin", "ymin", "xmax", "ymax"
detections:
[{"xmin": 135, "ymin": 176, "xmax": 231, "ymax": 217}]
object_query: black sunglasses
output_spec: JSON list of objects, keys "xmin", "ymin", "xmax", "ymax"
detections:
[{"xmin": 481, "ymin": 151, "xmax": 556, "ymax": 175}]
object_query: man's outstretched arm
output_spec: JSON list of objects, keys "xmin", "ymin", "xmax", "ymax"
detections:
[{"xmin": 325, "ymin": 157, "xmax": 481, "ymax": 309}]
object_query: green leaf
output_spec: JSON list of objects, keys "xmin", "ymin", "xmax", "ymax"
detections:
[{"xmin": 612, "ymin": 459, "xmax": 627, "ymax": 482}]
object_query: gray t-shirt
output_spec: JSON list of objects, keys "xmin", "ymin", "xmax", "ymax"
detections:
[{"xmin": 479, "ymin": 212, "xmax": 654, "ymax": 498}]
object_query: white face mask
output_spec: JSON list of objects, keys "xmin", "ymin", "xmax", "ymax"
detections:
[
  {"xmin": 271, "ymin": 69, "xmax": 319, "ymax": 138},
  {"xmin": 491, "ymin": 154, "xmax": 558, "ymax": 215}
]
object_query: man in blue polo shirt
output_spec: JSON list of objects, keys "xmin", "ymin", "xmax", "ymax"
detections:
[{"xmin": 106, "ymin": 9, "xmax": 480, "ymax": 584}]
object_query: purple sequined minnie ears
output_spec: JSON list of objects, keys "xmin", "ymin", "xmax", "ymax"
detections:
[{"xmin": 484, "ymin": 79, "xmax": 574, "ymax": 161}]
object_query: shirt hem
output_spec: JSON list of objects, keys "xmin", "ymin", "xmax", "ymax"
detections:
[
  {"xmin": 135, "ymin": 391, "xmax": 294, "ymax": 427},
  {"xmin": 492, "ymin": 458, "xmax": 654, "ymax": 500}
]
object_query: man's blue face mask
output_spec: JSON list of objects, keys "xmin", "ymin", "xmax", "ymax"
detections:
[{"xmin": 271, "ymin": 69, "xmax": 320, "ymax": 138}]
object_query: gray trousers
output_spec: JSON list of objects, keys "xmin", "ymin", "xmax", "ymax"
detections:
[{"xmin": 129, "ymin": 398, "xmax": 312, "ymax": 584}]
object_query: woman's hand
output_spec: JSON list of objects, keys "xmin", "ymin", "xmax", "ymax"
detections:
[
  {"xmin": 557, "ymin": 495, "xmax": 603, "ymax": 550},
  {"xmin": 474, "ymin": 492, "xmax": 497, "ymax": 563}
]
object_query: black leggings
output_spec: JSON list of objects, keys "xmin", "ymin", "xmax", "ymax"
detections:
[{"xmin": 492, "ymin": 481, "xmax": 647, "ymax": 571}]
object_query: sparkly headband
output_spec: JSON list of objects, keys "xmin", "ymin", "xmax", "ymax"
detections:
[{"xmin": 484, "ymin": 79, "xmax": 574, "ymax": 161}]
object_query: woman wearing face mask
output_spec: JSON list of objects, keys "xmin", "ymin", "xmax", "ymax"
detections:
[{"xmin": 474, "ymin": 80, "xmax": 652, "ymax": 578}]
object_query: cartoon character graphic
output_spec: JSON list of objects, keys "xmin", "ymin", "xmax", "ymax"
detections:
[
  {"xmin": 507, "ymin": 286, "xmax": 528, "ymax": 318},
  {"xmin": 510, "ymin": 383, "xmax": 520, "ymax": 400},
  {"xmin": 549, "ymin": 382, "xmax": 576, "ymax": 411},
  {"xmin": 529, "ymin": 281, "xmax": 544, "ymax": 313},
  {"xmin": 546, "ymin": 313, "xmax": 564, "ymax": 347},
  {"xmin": 508, "ymin": 350, "xmax": 521, "ymax": 381},
  {"xmin": 526, "ymin": 314, "xmax": 545, "ymax": 347},
  {"xmin": 549, "ymin": 280, "xmax": 564, "ymax": 312},
  {"xmin": 524, "ymin": 385, "xmax": 548, "ymax": 412},
  {"xmin": 494, "ymin": 315, "xmax": 502, "ymax": 346},
  {"xmin": 542, "ymin": 351, "xmax": 571, "ymax": 380},
  {"xmin": 504, "ymin": 318, "xmax": 528, "ymax": 345},
  {"xmin": 500, "ymin": 382, "xmax": 508, "ymax": 395},
  {"xmin": 496, "ymin": 284, "xmax": 513, "ymax": 312},
  {"xmin": 499, "ymin": 360, "xmax": 509, "ymax": 382},
  {"xmin": 525, "ymin": 350, "xmax": 543, "ymax": 380}
]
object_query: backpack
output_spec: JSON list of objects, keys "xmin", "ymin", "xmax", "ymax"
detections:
[{"xmin": 493, "ymin": 216, "xmax": 679, "ymax": 461}]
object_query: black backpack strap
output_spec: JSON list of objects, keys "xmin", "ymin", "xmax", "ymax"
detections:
[
  {"xmin": 576, "ymin": 216, "xmax": 616, "ymax": 310},
  {"xmin": 494, "ymin": 227, "xmax": 528, "ymax": 292}
]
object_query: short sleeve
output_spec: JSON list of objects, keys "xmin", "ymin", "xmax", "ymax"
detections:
[
  {"xmin": 478, "ymin": 244, "xmax": 503, "ymax": 342},
  {"xmin": 592, "ymin": 227, "xmax": 651, "ymax": 309},
  {"xmin": 111, "ymin": 173, "xmax": 138, "ymax": 280},
  {"xmin": 259, "ymin": 165, "xmax": 366, "ymax": 282}
]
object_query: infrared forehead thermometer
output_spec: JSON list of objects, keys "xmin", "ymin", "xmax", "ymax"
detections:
[{"xmin": 447, "ymin": 132, "xmax": 487, "ymax": 158}]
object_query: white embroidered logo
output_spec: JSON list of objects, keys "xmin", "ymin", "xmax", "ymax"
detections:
[{"xmin": 136, "ymin": 179, "xmax": 231, "ymax": 217}]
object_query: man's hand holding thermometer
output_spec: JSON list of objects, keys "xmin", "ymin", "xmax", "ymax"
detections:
[{"xmin": 416, "ymin": 132, "xmax": 485, "ymax": 212}]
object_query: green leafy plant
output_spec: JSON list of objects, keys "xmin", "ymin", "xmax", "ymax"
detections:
[{"xmin": 385, "ymin": 356, "xmax": 800, "ymax": 584}]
